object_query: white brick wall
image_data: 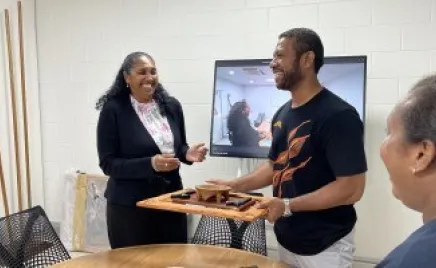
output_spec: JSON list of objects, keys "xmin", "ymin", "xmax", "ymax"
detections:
[
  {"xmin": 0, "ymin": 0, "xmax": 44, "ymax": 217},
  {"xmin": 34, "ymin": 0, "xmax": 436, "ymax": 262}
]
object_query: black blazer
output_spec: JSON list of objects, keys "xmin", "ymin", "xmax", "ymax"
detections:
[
  {"xmin": 97, "ymin": 94, "xmax": 192, "ymax": 206},
  {"xmin": 228, "ymin": 116, "xmax": 260, "ymax": 147}
]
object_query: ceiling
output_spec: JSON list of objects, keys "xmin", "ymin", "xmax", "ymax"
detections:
[{"xmin": 216, "ymin": 65, "xmax": 274, "ymax": 86}]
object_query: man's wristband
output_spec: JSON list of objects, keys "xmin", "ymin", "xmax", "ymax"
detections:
[{"xmin": 282, "ymin": 198, "xmax": 292, "ymax": 217}]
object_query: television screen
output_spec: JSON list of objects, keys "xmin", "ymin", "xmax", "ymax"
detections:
[{"xmin": 209, "ymin": 56, "xmax": 367, "ymax": 159}]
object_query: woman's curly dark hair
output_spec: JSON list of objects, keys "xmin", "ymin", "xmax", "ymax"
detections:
[
  {"xmin": 95, "ymin": 51, "xmax": 170, "ymax": 115},
  {"xmin": 227, "ymin": 101, "xmax": 248, "ymax": 132}
]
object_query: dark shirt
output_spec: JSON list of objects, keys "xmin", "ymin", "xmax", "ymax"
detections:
[
  {"xmin": 268, "ymin": 88, "xmax": 367, "ymax": 255},
  {"xmin": 376, "ymin": 219, "xmax": 436, "ymax": 268},
  {"xmin": 228, "ymin": 114, "xmax": 259, "ymax": 147}
]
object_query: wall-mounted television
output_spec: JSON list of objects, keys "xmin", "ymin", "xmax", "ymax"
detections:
[{"xmin": 209, "ymin": 56, "xmax": 367, "ymax": 159}]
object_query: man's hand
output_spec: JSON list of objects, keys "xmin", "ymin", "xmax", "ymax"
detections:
[
  {"xmin": 256, "ymin": 197, "xmax": 285, "ymax": 223},
  {"xmin": 206, "ymin": 179, "xmax": 236, "ymax": 191}
]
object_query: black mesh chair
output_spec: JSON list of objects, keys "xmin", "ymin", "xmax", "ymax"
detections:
[
  {"xmin": 190, "ymin": 193, "xmax": 267, "ymax": 256},
  {"xmin": 0, "ymin": 205, "xmax": 71, "ymax": 268}
]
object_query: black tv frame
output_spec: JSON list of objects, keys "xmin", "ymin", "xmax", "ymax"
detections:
[{"xmin": 208, "ymin": 55, "xmax": 368, "ymax": 159}]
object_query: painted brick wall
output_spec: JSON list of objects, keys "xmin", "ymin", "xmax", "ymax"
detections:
[{"xmin": 35, "ymin": 0, "xmax": 436, "ymax": 261}]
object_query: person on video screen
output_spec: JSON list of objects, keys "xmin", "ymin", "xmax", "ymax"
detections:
[{"xmin": 227, "ymin": 100, "xmax": 269, "ymax": 147}]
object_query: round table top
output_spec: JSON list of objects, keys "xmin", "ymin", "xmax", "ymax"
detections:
[{"xmin": 53, "ymin": 244, "xmax": 287, "ymax": 268}]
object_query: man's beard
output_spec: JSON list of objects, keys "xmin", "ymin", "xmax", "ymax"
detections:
[{"xmin": 276, "ymin": 67, "xmax": 303, "ymax": 92}]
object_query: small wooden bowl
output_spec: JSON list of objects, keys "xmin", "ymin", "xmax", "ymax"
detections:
[{"xmin": 195, "ymin": 184, "xmax": 231, "ymax": 203}]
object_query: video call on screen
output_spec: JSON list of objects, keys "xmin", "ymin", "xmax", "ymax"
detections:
[{"xmin": 209, "ymin": 57, "xmax": 367, "ymax": 159}]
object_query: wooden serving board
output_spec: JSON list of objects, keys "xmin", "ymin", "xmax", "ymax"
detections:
[
  {"xmin": 136, "ymin": 189, "xmax": 268, "ymax": 222},
  {"xmin": 171, "ymin": 192, "xmax": 255, "ymax": 211}
]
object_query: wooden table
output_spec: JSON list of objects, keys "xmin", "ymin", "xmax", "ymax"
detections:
[{"xmin": 52, "ymin": 244, "xmax": 287, "ymax": 268}]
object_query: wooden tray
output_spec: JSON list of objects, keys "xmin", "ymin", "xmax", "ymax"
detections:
[
  {"xmin": 136, "ymin": 189, "xmax": 268, "ymax": 222},
  {"xmin": 171, "ymin": 192, "xmax": 255, "ymax": 211}
]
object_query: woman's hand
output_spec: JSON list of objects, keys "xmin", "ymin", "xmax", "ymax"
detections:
[
  {"xmin": 258, "ymin": 131, "xmax": 267, "ymax": 139},
  {"xmin": 152, "ymin": 154, "xmax": 180, "ymax": 172},
  {"xmin": 186, "ymin": 143, "xmax": 208, "ymax": 162}
]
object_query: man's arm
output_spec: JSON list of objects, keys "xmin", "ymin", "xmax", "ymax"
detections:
[
  {"xmin": 232, "ymin": 160, "xmax": 274, "ymax": 192},
  {"xmin": 289, "ymin": 173, "xmax": 365, "ymax": 212},
  {"xmin": 258, "ymin": 173, "xmax": 366, "ymax": 223},
  {"xmin": 207, "ymin": 160, "xmax": 274, "ymax": 193},
  {"xmin": 289, "ymin": 109, "xmax": 367, "ymax": 211}
]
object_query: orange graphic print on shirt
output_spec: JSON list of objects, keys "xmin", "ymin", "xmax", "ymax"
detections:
[{"xmin": 273, "ymin": 120, "xmax": 312, "ymax": 198}]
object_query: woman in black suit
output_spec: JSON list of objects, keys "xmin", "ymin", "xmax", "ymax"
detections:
[{"xmin": 95, "ymin": 51, "xmax": 208, "ymax": 249}]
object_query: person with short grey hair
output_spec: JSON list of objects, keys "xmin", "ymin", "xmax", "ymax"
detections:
[{"xmin": 378, "ymin": 74, "xmax": 436, "ymax": 267}]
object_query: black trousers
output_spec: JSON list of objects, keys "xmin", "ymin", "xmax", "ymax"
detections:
[{"xmin": 106, "ymin": 203, "xmax": 188, "ymax": 249}]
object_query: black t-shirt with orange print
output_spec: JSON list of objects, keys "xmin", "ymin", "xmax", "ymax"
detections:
[{"xmin": 268, "ymin": 88, "xmax": 367, "ymax": 256}]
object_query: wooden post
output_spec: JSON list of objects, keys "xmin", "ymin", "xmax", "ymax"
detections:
[
  {"xmin": 4, "ymin": 9, "xmax": 23, "ymax": 211},
  {"xmin": 0, "ymin": 147, "xmax": 9, "ymax": 216},
  {"xmin": 17, "ymin": 1, "xmax": 31, "ymax": 208}
]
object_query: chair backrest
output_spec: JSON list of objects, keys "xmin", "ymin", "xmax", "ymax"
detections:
[
  {"xmin": 190, "ymin": 215, "xmax": 267, "ymax": 256},
  {"xmin": 0, "ymin": 205, "xmax": 70, "ymax": 267}
]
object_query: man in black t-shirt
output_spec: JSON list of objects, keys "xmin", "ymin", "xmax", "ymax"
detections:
[{"xmin": 208, "ymin": 28, "xmax": 367, "ymax": 268}]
